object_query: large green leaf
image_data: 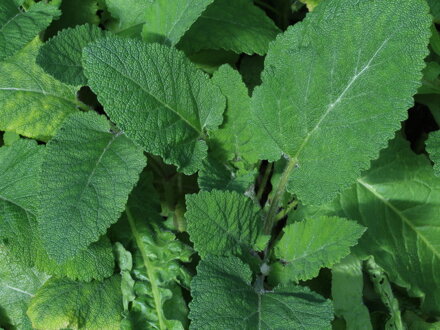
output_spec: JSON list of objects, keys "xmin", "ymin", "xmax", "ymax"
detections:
[
  {"xmin": 295, "ymin": 137, "xmax": 440, "ymax": 315},
  {"xmin": 427, "ymin": 130, "xmax": 440, "ymax": 176},
  {"xmin": 251, "ymin": 0, "xmax": 431, "ymax": 205},
  {"xmin": 189, "ymin": 256, "xmax": 334, "ymax": 329},
  {"xmin": 0, "ymin": 1, "xmax": 60, "ymax": 60},
  {"xmin": 37, "ymin": 24, "xmax": 105, "ymax": 86},
  {"xmin": 104, "ymin": 0, "xmax": 149, "ymax": 36},
  {"xmin": 0, "ymin": 246, "xmax": 48, "ymax": 330},
  {"xmin": 38, "ymin": 111, "xmax": 146, "ymax": 262},
  {"xmin": 27, "ymin": 276, "xmax": 123, "ymax": 330},
  {"xmin": 185, "ymin": 190, "xmax": 261, "ymax": 258},
  {"xmin": 83, "ymin": 37, "xmax": 225, "ymax": 174},
  {"xmin": 142, "ymin": 0, "xmax": 214, "ymax": 45},
  {"xmin": 0, "ymin": 139, "xmax": 115, "ymax": 281},
  {"xmin": 179, "ymin": 0, "xmax": 280, "ymax": 55},
  {"xmin": 272, "ymin": 216, "xmax": 365, "ymax": 283},
  {"xmin": 0, "ymin": 39, "xmax": 80, "ymax": 140}
]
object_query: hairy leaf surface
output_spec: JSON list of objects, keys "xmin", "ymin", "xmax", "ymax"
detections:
[
  {"xmin": 185, "ymin": 190, "xmax": 261, "ymax": 258},
  {"xmin": 28, "ymin": 276, "xmax": 123, "ymax": 330},
  {"xmin": 38, "ymin": 112, "xmax": 146, "ymax": 262},
  {"xmin": 0, "ymin": 39, "xmax": 79, "ymax": 140},
  {"xmin": 427, "ymin": 130, "xmax": 440, "ymax": 176},
  {"xmin": 272, "ymin": 216, "xmax": 364, "ymax": 283},
  {"xmin": 0, "ymin": 1, "xmax": 60, "ymax": 60},
  {"xmin": 189, "ymin": 256, "xmax": 333, "ymax": 329},
  {"xmin": 83, "ymin": 37, "xmax": 225, "ymax": 174},
  {"xmin": 251, "ymin": 0, "xmax": 431, "ymax": 204}
]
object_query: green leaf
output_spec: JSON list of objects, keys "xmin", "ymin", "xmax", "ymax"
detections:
[
  {"xmin": 185, "ymin": 190, "xmax": 261, "ymax": 258},
  {"xmin": 211, "ymin": 65, "xmax": 259, "ymax": 163},
  {"xmin": 0, "ymin": 39, "xmax": 80, "ymax": 140},
  {"xmin": 179, "ymin": 0, "xmax": 280, "ymax": 55},
  {"xmin": 0, "ymin": 139, "xmax": 116, "ymax": 281},
  {"xmin": 0, "ymin": 245, "xmax": 48, "ymax": 330},
  {"xmin": 419, "ymin": 62, "xmax": 440, "ymax": 94},
  {"xmin": 427, "ymin": 130, "xmax": 440, "ymax": 176},
  {"xmin": 116, "ymin": 172, "xmax": 193, "ymax": 330},
  {"xmin": 427, "ymin": 0, "xmax": 440, "ymax": 23},
  {"xmin": 104, "ymin": 0, "xmax": 149, "ymax": 36},
  {"xmin": 416, "ymin": 94, "xmax": 440, "ymax": 126},
  {"xmin": 142, "ymin": 0, "xmax": 214, "ymax": 45},
  {"xmin": 296, "ymin": 136, "xmax": 440, "ymax": 315},
  {"xmin": 2, "ymin": 131, "xmax": 20, "ymax": 146},
  {"xmin": 27, "ymin": 276, "xmax": 123, "ymax": 330},
  {"xmin": 272, "ymin": 216, "xmax": 365, "ymax": 283},
  {"xmin": 251, "ymin": 0, "xmax": 431, "ymax": 205},
  {"xmin": 83, "ymin": 37, "xmax": 225, "ymax": 174},
  {"xmin": 332, "ymin": 255, "xmax": 372, "ymax": 330},
  {"xmin": 189, "ymin": 256, "xmax": 334, "ymax": 329},
  {"xmin": 37, "ymin": 24, "xmax": 105, "ymax": 86},
  {"xmin": 0, "ymin": 1, "xmax": 60, "ymax": 60},
  {"xmin": 38, "ymin": 111, "xmax": 146, "ymax": 262}
]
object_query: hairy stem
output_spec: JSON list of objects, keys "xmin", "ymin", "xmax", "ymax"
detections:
[{"xmin": 275, "ymin": 199, "xmax": 299, "ymax": 222}]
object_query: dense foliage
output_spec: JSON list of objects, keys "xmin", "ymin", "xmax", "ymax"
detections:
[{"xmin": 1, "ymin": 0, "xmax": 439, "ymax": 329}]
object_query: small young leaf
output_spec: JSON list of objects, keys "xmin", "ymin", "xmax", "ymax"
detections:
[
  {"xmin": 37, "ymin": 24, "xmax": 106, "ymax": 86},
  {"xmin": 27, "ymin": 276, "xmax": 123, "ymax": 330},
  {"xmin": 273, "ymin": 216, "xmax": 365, "ymax": 283},
  {"xmin": 251, "ymin": 0, "xmax": 431, "ymax": 205},
  {"xmin": 179, "ymin": 0, "xmax": 280, "ymax": 55},
  {"xmin": 83, "ymin": 37, "xmax": 225, "ymax": 174},
  {"xmin": 427, "ymin": 130, "xmax": 440, "ymax": 176},
  {"xmin": 189, "ymin": 256, "xmax": 334, "ymax": 329},
  {"xmin": 0, "ymin": 1, "xmax": 60, "ymax": 60},
  {"xmin": 185, "ymin": 190, "xmax": 261, "ymax": 258},
  {"xmin": 38, "ymin": 111, "xmax": 146, "ymax": 262}
]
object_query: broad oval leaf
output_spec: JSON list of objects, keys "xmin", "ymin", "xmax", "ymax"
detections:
[
  {"xmin": 251, "ymin": 0, "xmax": 431, "ymax": 205},
  {"xmin": 83, "ymin": 37, "xmax": 225, "ymax": 174}
]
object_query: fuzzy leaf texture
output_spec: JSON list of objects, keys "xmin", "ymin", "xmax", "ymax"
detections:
[
  {"xmin": 251, "ymin": 0, "xmax": 431, "ymax": 205},
  {"xmin": 27, "ymin": 276, "xmax": 123, "ymax": 330},
  {"xmin": 178, "ymin": 0, "xmax": 280, "ymax": 55},
  {"xmin": 271, "ymin": 216, "xmax": 365, "ymax": 283},
  {"xmin": 83, "ymin": 37, "xmax": 225, "ymax": 174},
  {"xmin": 427, "ymin": 130, "xmax": 440, "ymax": 176},
  {"xmin": 38, "ymin": 112, "xmax": 146, "ymax": 262},
  {"xmin": 295, "ymin": 137, "xmax": 440, "ymax": 315},
  {"xmin": 37, "ymin": 24, "xmax": 106, "ymax": 86},
  {"xmin": 142, "ymin": 0, "xmax": 214, "ymax": 45},
  {"xmin": 0, "ymin": 0, "xmax": 60, "ymax": 60},
  {"xmin": 0, "ymin": 139, "xmax": 115, "ymax": 281},
  {"xmin": 115, "ymin": 172, "xmax": 193, "ymax": 329},
  {"xmin": 189, "ymin": 256, "xmax": 334, "ymax": 329},
  {"xmin": 185, "ymin": 190, "xmax": 261, "ymax": 258},
  {"xmin": 0, "ymin": 39, "xmax": 80, "ymax": 140}
]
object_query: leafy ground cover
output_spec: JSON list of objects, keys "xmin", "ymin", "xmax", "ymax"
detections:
[{"xmin": 1, "ymin": 0, "xmax": 440, "ymax": 329}]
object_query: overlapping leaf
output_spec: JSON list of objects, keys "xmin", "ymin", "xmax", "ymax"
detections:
[
  {"xmin": 83, "ymin": 37, "xmax": 225, "ymax": 174},
  {"xmin": 189, "ymin": 256, "xmax": 334, "ymax": 329},
  {"xmin": 0, "ymin": 0, "xmax": 60, "ymax": 60},
  {"xmin": 104, "ymin": 0, "xmax": 149, "ymax": 36},
  {"xmin": 38, "ymin": 111, "xmax": 146, "ymax": 262},
  {"xmin": 427, "ymin": 130, "xmax": 440, "ymax": 176},
  {"xmin": 0, "ymin": 39, "xmax": 80, "ymax": 140},
  {"xmin": 251, "ymin": 0, "xmax": 431, "ymax": 205}
]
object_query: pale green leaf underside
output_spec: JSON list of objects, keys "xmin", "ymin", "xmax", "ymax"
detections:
[
  {"xmin": 28, "ymin": 276, "xmax": 123, "ymax": 330},
  {"xmin": 211, "ymin": 65, "xmax": 259, "ymax": 163},
  {"xmin": 297, "ymin": 137, "xmax": 440, "ymax": 315},
  {"xmin": 427, "ymin": 130, "xmax": 440, "ymax": 176},
  {"xmin": 189, "ymin": 256, "xmax": 333, "ymax": 329},
  {"xmin": 0, "ymin": 246, "xmax": 48, "ymax": 330},
  {"xmin": 38, "ymin": 111, "xmax": 146, "ymax": 262},
  {"xmin": 37, "ymin": 24, "xmax": 105, "ymax": 86},
  {"xmin": 185, "ymin": 190, "xmax": 261, "ymax": 258},
  {"xmin": 0, "ymin": 39, "xmax": 79, "ymax": 140},
  {"xmin": 332, "ymin": 255, "xmax": 372, "ymax": 329},
  {"xmin": 142, "ymin": 0, "xmax": 214, "ymax": 45},
  {"xmin": 251, "ymin": 0, "xmax": 431, "ymax": 205},
  {"xmin": 0, "ymin": 139, "xmax": 115, "ymax": 281},
  {"xmin": 273, "ymin": 216, "xmax": 365, "ymax": 283},
  {"xmin": 83, "ymin": 37, "xmax": 225, "ymax": 174},
  {"xmin": 179, "ymin": 0, "xmax": 280, "ymax": 55},
  {"xmin": 0, "ymin": 1, "xmax": 60, "ymax": 60}
]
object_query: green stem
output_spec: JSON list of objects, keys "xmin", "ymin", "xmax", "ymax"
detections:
[
  {"xmin": 125, "ymin": 207, "xmax": 167, "ymax": 330},
  {"xmin": 256, "ymin": 162, "xmax": 273, "ymax": 202},
  {"xmin": 275, "ymin": 199, "xmax": 299, "ymax": 222},
  {"xmin": 264, "ymin": 159, "xmax": 297, "ymax": 234}
]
